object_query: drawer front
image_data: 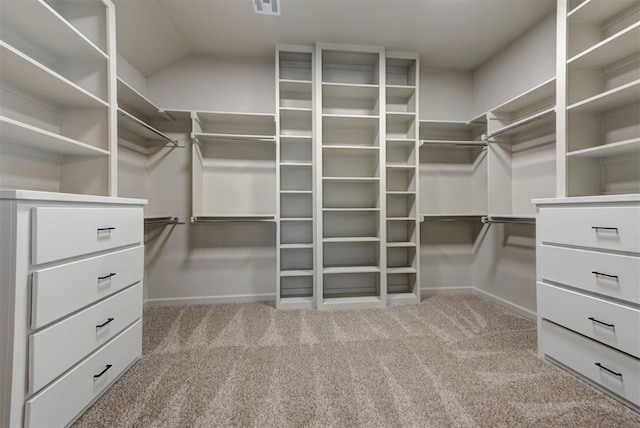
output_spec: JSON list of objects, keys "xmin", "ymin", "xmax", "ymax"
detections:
[
  {"xmin": 540, "ymin": 320, "xmax": 640, "ymax": 407},
  {"xmin": 25, "ymin": 320, "xmax": 142, "ymax": 428},
  {"xmin": 29, "ymin": 283, "xmax": 142, "ymax": 394},
  {"xmin": 539, "ymin": 245, "xmax": 640, "ymax": 304},
  {"xmin": 539, "ymin": 206, "xmax": 640, "ymax": 253},
  {"xmin": 32, "ymin": 206, "xmax": 143, "ymax": 265},
  {"xmin": 538, "ymin": 283, "xmax": 640, "ymax": 357},
  {"xmin": 31, "ymin": 245, "xmax": 144, "ymax": 329}
]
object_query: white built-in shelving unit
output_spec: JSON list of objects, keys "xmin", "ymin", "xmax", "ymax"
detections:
[
  {"xmin": 385, "ymin": 53, "xmax": 420, "ymax": 305},
  {"xmin": 190, "ymin": 110, "xmax": 276, "ymax": 223},
  {"xmin": 316, "ymin": 44, "xmax": 386, "ymax": 310},
  {"xmin": 276, "ymin": 46, "xmax": 315, "ymax": 309},
  {"xmin": 485, "ymin": 78, "xmax": 557, "ymax": 218},
  {"xmin": 562, "ymin": 0, "xmax": 640, "ymax": 196},
  {"xmin": 0, "ymin": 0, "xmax": 116, "ymax": 196}
]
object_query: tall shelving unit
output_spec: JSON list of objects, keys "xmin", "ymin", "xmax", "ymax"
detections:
[
  {"xmin": 276, "ymin": 46, "xmax": 315, "ymax": 309},
  {"xmin": 562, "ymin": 0, "xmax": 640, "ymax": 197},
  {"xmin": 0, "ymin": 0, "xmax": 117, "ymax": 196},
  {"xmin": 316, "ymin": 44, "xmax": 386, "ymax": 310},
  {"xmin": 385, "ymin": 53, "xmax": 420, "ymax": 305}
]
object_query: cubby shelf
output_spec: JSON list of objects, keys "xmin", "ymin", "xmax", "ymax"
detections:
[
  {"xmin": 280, "ymin": 190, "xmax": 312, "ymax": 194},
  {"xmin": 386, "ymin": 242, "xmax": 417, "ymax": 248},
  {"xmin": 322, "ymin": 82, "xmax": 379, "ymax": 99},
  {"xmin": 386, "ymin": 85, "xmax": 416, "ymax": 98},
  {"xmin": 280, "ymin": 217, "xmax": 313, "ymax": 221},
  {"xmin": 279, "ymin": 79, "xmax": 312, "ymax": 92},
  {"xmin": 322, "ymin": 176, "xmax": 380, "ymax": 182},
  {"xmin": 567, "ymin": 79, "xmax": 640, "ymax": 113},
  {"xmin": 568, "ymin": 21, "xmax": 640, "ymax": 68},
  {"xmin": 0, "ymin": 115, "xmax": 109, "ymax": 157},
  {"xmin": 567, "ymin": 0, "xmax": 637, "ymax": 23},
  {"xmin": 323, "ymin": 266, "xmax": 381, "ymax": 274},
  {"xmin": 0, "ymin": 41, "xmax": 108, "ymax": 108},
  {"xmin": 323, "ymin": 237, "xmax": 380, "ymax": 242},
  {"xmin": 387, "ymin": 267, "xmax": 417, "ymax": 274},
  {"xmin": 322, "ymin": 207, "xmax": 380, "ymax": 212},
  {"xmin": 0, "ymin": 0, "xmax": 108, "ymax": 60},
  {"xmin": 280, "ymin": 162, "xmax": 312, "ymax": 167},
  {"xmin": 281, "ymin": 243, "xmax": 314, "ymax": 249},
  {"xmin": 567, "ymin": 137, "xmax": 640, "ymax": 158},
  {"xmin": 322, "ymin": 145, "xmax": 379, "ymax": 151},
  {"xmin": 192, "ymin": 133, "xmax": 276, "ymax": 143},
  {"xmin": 386, "ymin": 163, "xmax": 415, "ymax": 169},
  {"xmin": 387, "ymin": 217, "xmax": 417, "ymax": 221},
  {"xmin": 280, "ymin": 270, "xmax": 314, "ymax": 277}
]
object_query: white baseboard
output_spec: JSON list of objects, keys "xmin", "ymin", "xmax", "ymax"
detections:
[
  {"xmin": 471, "ymin": 288, "xmax": 536, "ymax": 320},
  {"xmin": 420, "ymin": 286, "xmax": 473, "ymax": 295},
  {"xmin": 144, "ymin": 293, "xmax": 276, "ymax": 307}
]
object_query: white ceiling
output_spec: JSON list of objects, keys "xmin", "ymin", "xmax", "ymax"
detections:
[{"xmin": 113, "ymin": 0, "xmax": 555, "ymax": 77}]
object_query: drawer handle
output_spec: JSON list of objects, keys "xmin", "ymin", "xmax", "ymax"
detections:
[
  {"xmin": 93, "ymin": 364, "xmax": 113, "ymax": 379},
  {"xmin": 98, "ymin": 273, "xmax": 116, "ymax": 281},
  {"xmin": 588, "ymin": 317, "xmax": 615, "ymax": 329},
  {"xmin": 96, "ymin": 317, "xmax": 115, "ymax": 329},
  {"xmin": 595, "ymin": 362, "xmax": 623, "ymax": 378},
  {"xmin": 591, "ymin": 271, "xmax": 619, "ymax": 280},
  {"xmin": 591, "ymin": 226, "xmax": 618, "ymax": 232},
  {"xmin": 97, "ymin": 227, "xmax": 116, "ymax": 232}
]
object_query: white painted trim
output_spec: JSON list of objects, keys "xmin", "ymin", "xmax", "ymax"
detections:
[
  {"xmin": 472, "ymin": 287, "xmax": 536, "ymax": 320},
  {"xmin": 144, "ymin": 293, "xmax": 276, "ymax": 307},
  {"xmin": 420, "ymin": 286, "xmax": 473, "ymax": 295}
]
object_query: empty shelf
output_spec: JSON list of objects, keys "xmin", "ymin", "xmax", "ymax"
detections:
[
  {"xmin": 118, "ymin": 109, "xmax": 177, "ymax": 145},
  {"xmin": 421, "ymin": 140, "xmax": 486, "ymax": 148},
  {"xmin": 280, "ymin": 243, "xmax": 313, "ymax": 249},
  {"xmin": 322, "ymin": 82, "xmax": 379, "ymax": 100},
  {"xmin": 0, "ymin": 41, "xmax": 108, "ymax": 108},
  {"xmin": 567, "ymin": 138, "xmax": 640, "ymax": 159},
  {"xmin": 192, "ymin": 132, "xmax": 275, "ymax": 142},
  {"xmin": 386, "ymin": 85, "xmax": 416, "ymax": 99},
  {"xmin": 279, "ymin": 79, "xmax": 312, "ymax": 93},
  {"xmin": 323, "ymin": 266, "xmax": 381, "ymax": 274},
  {"xmin": 487, "ymin": 107, "xmax": 555, "ymax": 139},
  {"xmin": 0, "ymin": 115, "xmax": 109, "ymax": 157},
  {"xmin": 482, "ymin": 215, "xmax": 535, "ymax": 225},
  {"xmin": 569, "ymin": 22, "xmax": 640, "ymax": 68},
  {"xmin": 491, "ymin": 78, "xmax": 556, "ymax": 115},
  {"xmin": 280, "ymin": 270, "xmax": 314, "ymax": 277},
  {"xmin": 323, "ymin": 207, "xmax": 380, "ymax": 212},
  {"xmin": 280, "ymin": 190, "xmax": 312, "ymax": 194},
  {"xmin": 387, "ymin": 267, "xmax": 417, "ymax": 274},
  {"xmin": 386, "ymin": 242, "xmax": 417, "ymax": 248},
  {"xmin": 386, "ymin": 112, "xmax": 416, "ymax": 124},
  {"xmin": 280, "ymin": 217, "xmax": 313, "ymax": 222},
  {"xmin": 568, "ymin": 79, "xmax": 640, "ymax": 114},
  {"xmin": 280, "ymin": 162, "xmax": 312, "ymax": 167},
  {"xmin": 117, "ymin": 78, "xmax": 171, "ymax": 119},
  {"xmin": 322, "ymin": 145, "xmax": 380, "ymax": 152},
  {"xmin": 322, "ymin": 177, "xmax": 380, "ymax": 182},
  {"xmin": 386, "ymin": 163, "xmax": 415, "ymax": 169},
  {"xmin": 387, "ymin": 217, "xmax": 417, "ymax": 221},
  {"xmin": 568, "ymin": 0, "xmax": 637, "ymax": 24},
  {"xmin": 323, "ymin": 237, "xmax": 380, "ymax": 243}
]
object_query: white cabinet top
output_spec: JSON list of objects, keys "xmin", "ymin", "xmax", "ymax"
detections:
[
  {"xmin": 0, "ymin": 189, "xmax": 146, "ymax": 205},
  {"xmin": 533, "ymin": 194, "xmax": 640, "ymax": 206}
]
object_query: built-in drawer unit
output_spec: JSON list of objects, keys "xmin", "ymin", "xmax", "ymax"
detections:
[
  {"xmin": 24, "ymin": 320, "xmax": 142, "ymax": 428},
  {"xmin": 538, "ymin": 283, "xmax": 640, "ymax": 358},
  {"xmin": 539, "ymin": 206, "xmax": 640, "ymax": 253},
  {"xmin": 539, "ymin": 244, "xmax": 640, "ymax": 304},
  {"xmin": 29, "ymin": 283, "xmax": 142, "ymax": 394},
  {"xmin": 31, "ymin": 206, "xmax": 143, "ymax": 265},
  {"xmin": 31, "ymin": 245, "xmax": 144, "ymax": 329},
  {"xmin": 540, "ymin": 320, "xmax": 640, "ymax": 407}
]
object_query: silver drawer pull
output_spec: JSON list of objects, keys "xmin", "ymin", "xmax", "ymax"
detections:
[
  {"xmin": 96, "ymin": 317, "xmax": 115, "ymax": 329},
  {"xmin": 93, "ymin": 364, "xmax": 113, "ymax": 379},
  {"xmin": 591, "ymin": 226, "xmax": 618, "ymax": 232},
  {"xmin": 98, "ymin": 273, "xmax": 116, "ymax": 281},
  {"xmin": 595, "ymin": 362, "xmax": 623, "ymax": 378},
  {"xmin": 591, "ymin": 271, "xmax": 619, "ymax": 280},
  {"xmin": 588, "ymin": 317, "xmax": 615, "ymax": 329}
]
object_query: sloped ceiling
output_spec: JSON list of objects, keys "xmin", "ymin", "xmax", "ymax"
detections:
[{"xmin": 113, "ymin": 0, "xmax": 555, "ymax": 77}]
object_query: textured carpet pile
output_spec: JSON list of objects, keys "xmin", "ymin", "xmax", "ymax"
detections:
[{"xmin": 74, "ymin": 294, "xmax": 640, "ymax": 427}]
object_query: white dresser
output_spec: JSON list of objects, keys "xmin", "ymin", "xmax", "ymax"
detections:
[
  {"xmin": 0, "ymin": 190, "xmax": 146, "ymax": 427},
  {"xmin": 535, "ymin": 194, "xmax": 640, "ymax": 411}
]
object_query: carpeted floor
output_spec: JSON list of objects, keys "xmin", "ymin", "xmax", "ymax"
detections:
[{"xmin": 73, "ymin": 294, "xmax": 640, "ymax": 427}]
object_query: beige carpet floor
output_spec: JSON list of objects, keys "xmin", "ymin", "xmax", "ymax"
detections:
[{"xmin": 74, "ymin": 294, "xmax": 640, "ymax": 427}]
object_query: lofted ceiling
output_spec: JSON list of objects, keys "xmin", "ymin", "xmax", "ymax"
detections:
[{"xmin": 113, "ymin": 0, "xmax": 556, "ymax": 78}]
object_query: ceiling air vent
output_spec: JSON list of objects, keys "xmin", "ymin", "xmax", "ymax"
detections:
[{"xmin": 254, "ymin": 0, "xmax": 280, "ymax": 15}]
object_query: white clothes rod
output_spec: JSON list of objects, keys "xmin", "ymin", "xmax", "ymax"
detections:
[
  {"xmin": 118, "ymin": 109, "xmax": 179, "ymax": 146},
  {"xmin": 483, "ymin": 108, "xmax": 555, "ymax": 140},
  {"xmin": 191, "ymin": 216, "xmax": 276, "ymax": 224},
  {"xmin": 420, "ymin": 141, "xmax": 487, "ymax": 148},
  {"xmin": 192, "ymin": 133, "xmax": 276, "ymax": 143},
  {"xmin": 144, "ymin": 216, "xmax": 186, "ymax": 225}
]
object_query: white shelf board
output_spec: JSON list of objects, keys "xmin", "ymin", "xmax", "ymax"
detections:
[
  {"xmin": 195, "ymin": 110, "xmax": 275, "ymax": 121},
  {"xmin": 323, "ymin": 266, "xmax": 381, "ymax": 274},
  {"xmin": 568, "ymin": 0, "xmax": 637, "ymax": 23},
  {"xmin": 0, "ymin": 41, "xmax": 108, "ymax": 108},
  {"xmin": 118, "ymin": 109, "xmax": 176, "ymax": 144},
  {"xmin": 322, "ymin": 144, "xmax": 379, "ymax": 152},
  {"xmin": 386, "ymin": 191, "xmax": 416, "ymax": 195},
  {"xmin": 567, "ymin": 138, "xmax": 640, "ymax": 159},
  {"xmin": 280, "ymin": 217, "xmax": 313, "ymax": 221},
  {"xmin": 323, "ymin": 237, "xmax": 380, "ymax": 243},
  {"xmin": 322, "ymin": 176, "xmax": 380, "ymax": 182},
  {"xmin": 386, "ymin": 112, "xmax": 416, "ymax": 124},
  {"xmin": 280, "ymin": 107, "xmax": 313, "ymax": 118},
  {"xmin": 1, "ymin": 1, "xmax": 108, "ymax": 60},
  {"xmin": 280, "ymin": 243, "xmax": 313, "ymax": 249},
  {"xmin": 280, "ymin": 162, "xmax": 312, "ymax": 167},
  {"xmin": 386, "ymin": 242, "xmax": 417, "ymax": 248},
  {"xmin": 421, "ymin": 213, "xmax": 485, "ymax": 219},
  {"xmin": 487, "ymin": 107, "xmax": 555, "ymax": 139},
  {"xmin": 491, "ymin": 77, "xmax": 556, "ymax": 115},
  {"xmin": 280, "ymin": 135, "xmax": 312, "ymax": 142},
  {"xmin": 323, "ymin": 207, "xmax": 380, "ymax": 212},
  {"xmin": 193, "ymin": 132, "xmax": 275, "ymax": 143},
  {"xmin": 322, "ymin": 82, "xmax": 379, "ymax": 99},
  {"xmin": 388, "ymin": 293, "xmax": 419, "ymax": 306},
  {"xmin": 321, "ymin": 296, "xmax": 383, "ymax": 310},
  {"xmin": 0, "ymin": 115, "xmax": 109, "ymax": 157},
  {"xmin": 117, "ymin": 78, "xmax": 167, "ymax": 119},
  {"xmin": 387, "ymin": 217, "xmax": 417, "ymax": 221},
  {"xmin": 280, "ymin": 190, "xmax": 312, "ymax": 194},
  {"xmin": 421, "ymin": 140, "xmax": 486, "ymax": 148},
  {"xmin": 386, "ymin": 163, "xmax": 415, "ymax": 169},
  {"xmin": 322, "ymin": 114, "xmax": 380, "ymax": 127},
  {"xmin": 277, "ymin": 296, "xmax": 314, "ymax": 309},
  {"xmin": 280, "ymin": 270, "xmax": 314, "ymax": 277},
  {"xmin": 387, "ymin": 267, "xmax": 417, "ymax": 274},
  {"xmin": 567, "ymin": 79, "xmax": 640, "ymax": 113},
  {"xmin": 386, "ymin": 85, "xmax": 416, "ymax": 99},
  {"xmin": 386, "ymin": 138, "xmax": 416, "ymax": 147},
  {"xmin": 279, "ymin": 79, "xmax": 312, "ymax": 93},
  {"xmin": 569, "ymin": 22, "xmax": 640, "ymax": 68}
]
